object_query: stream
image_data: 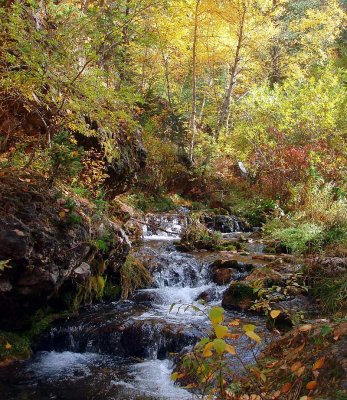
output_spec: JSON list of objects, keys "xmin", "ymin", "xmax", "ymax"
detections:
[{"xmin": 0, "ymin": 214, "xmax": 269, "ymax": 400}]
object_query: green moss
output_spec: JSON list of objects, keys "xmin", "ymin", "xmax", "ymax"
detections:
[
  {"xmin": 71, "ymin": 275, "xmax": 106, "ymax": 310},
  {"xmin": 120, "ymin": 253, "xmax": 152, "ymax": 299},
  {"xmin": 0, "ymin": 309, "xmax": 70, "ymax": 362},
  {"xmin": 104, "ymin": 281, "xmax": 122, "ymax": 300}
]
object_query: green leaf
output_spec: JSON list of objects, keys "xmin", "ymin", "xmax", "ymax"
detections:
[
  {"xmin": 214, "ymin": 324, "xmax": 228, "ymax": 339},
  {"xmin": 209, "ymin": 307, "xmax": 224, "ymax": 324},
  {"xmin": 197, "ymin": 338, "xmax": 210, "ymax": 348},
  {"xmin": 321, "ymin": 325, "xmax": 332, "ymax": 337},
  {"xmin": 213, "ymin": 338, "xmax": 226, "ymax": 355},
  {"xmin": 169, "ymin": 303, "xmax": 176, "ymax": 313}
]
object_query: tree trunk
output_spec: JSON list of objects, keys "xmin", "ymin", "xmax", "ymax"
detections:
[
  {"xmin": 214, "ymin": 5, "xmax": 246, "ymax": 142},
  {"xmin": 155, "ymin": 20, "xmax": 173, "ymax": 107},
  {"xmin": 189, "ymin": 0, "xmax": 201, "ymax": 165},
  {"xmin": 119, "ymin": 0, "xmax": 131, "ymax": 84}
]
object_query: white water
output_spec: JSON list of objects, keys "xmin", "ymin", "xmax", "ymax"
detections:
[
  {"xmin": 0, "ymin": 213, "xmax": 264, "ymax": 400},
  {"xmin": 28, "ymin": 351, "xmax": 102, "ymax": 379}
]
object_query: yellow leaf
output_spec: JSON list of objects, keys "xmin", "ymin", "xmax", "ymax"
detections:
[
  {"xmin": 4, "ymin": 342, "xmax": 12, "ymax": 350},
  {"xmin": 203, "ymin": 342, "xmax": 213, "ymax": 358},
  {"xmin": 243, "ymin": 324, "xmax": 256, "ymax": 332},
  {"xmin": 214, "ymin": 324, "xmax": 228, "ymax": 339},
  {"xmin": 270, "ymin": 310, "xmax": 281, "ymax": 319},
  {"xmin": 170, "ymin": 372, "xmax": 178, "ymax": 381},
  {"xmin": 59, "ymin": 211, "xmax": 66, "ymax": 218},
  {"xmin": 306, "ymin": 381, "xmax": 317, "ymax": 390},
  {"xmin": 245, "ymin": 330, "xmax": 262, "ymax": 344},
  {"xmin": 312, "ymin": 356, "xmax": 325, "ymax": 370},
  {"xmin": 225, "ymin": 344, "xmax": 236, "ymax": 355},
  {"xmin": 299, "ymin": 324, "xmax": 312, "ymax": 332}
]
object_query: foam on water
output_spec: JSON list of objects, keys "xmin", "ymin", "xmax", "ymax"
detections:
[
  {"xmin": 28, "ymin": 351, "xmax": 102, "ymax": 379},
  {"xmin": 130, "ymin": 359, "xmax": 193, "ymax": 399}
]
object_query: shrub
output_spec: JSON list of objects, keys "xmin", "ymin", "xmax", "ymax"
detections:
[
  {"xmin": 180, "ymin": 220, "xmax": 222, "ymax": 250},
  {"xmin": 120, "ymin": 253, "xmax": 152, "ymax": 299},
  {"xmin": 49, "ymin": 131, "xmax": 84, "ymax": 183},
  {"xmin": 269, "ymin": 222, "xmax": 323, "ymax": 254},
  {"xmin": 265, "ymin": 182, "xmax": 347, "ymax": 255}
]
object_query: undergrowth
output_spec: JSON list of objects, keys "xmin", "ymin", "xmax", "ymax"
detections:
[{"xmin": 120, "ymin": 253, "xmax": 152, "ymax": 299}]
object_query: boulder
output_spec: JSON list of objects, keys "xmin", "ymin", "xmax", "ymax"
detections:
[
  {"xmin": 213, "ymin": 268, "xmax": 235, "ymax": 285},
  {"xmin": 0, "ymin": 171, "xmax": 131, "ymax": 330},
  {"xmin": 245, "ymin": 267, "xmax": 283, "ymax": 287},
  {"xmin": 222, "ymin": 282, "xmax": 257, "ymax": 311}
]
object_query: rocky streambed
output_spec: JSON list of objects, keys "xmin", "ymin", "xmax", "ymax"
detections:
[{"xmin": 0, "ymin": 214, "xmax": 312, "ymax": 400}]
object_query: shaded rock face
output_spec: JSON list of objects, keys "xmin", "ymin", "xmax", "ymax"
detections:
[
  {"xmin": 120, "ymin": 318, "xmax": 201, "ymax": 359},
  {"xmin": 36, "ymin": 302, "xmax": 202, "ymax": 360},
  {"xmin": 74, "ymin": 127, "xmax": 146, "ymax": 196},
  {"xmin": 202, "ymin": 215, "xmax": 250, "ymax": 233},
  {"xmin": 0, "ymin": 172, "xmax": 131, "ymax": 330},
  {"xmin": 0, "ymin": 99, "xmax": 147, "ymax": 197},
  {"xmin": 222, "ymin": 283, "xmax": 257, "ymax": 311}
]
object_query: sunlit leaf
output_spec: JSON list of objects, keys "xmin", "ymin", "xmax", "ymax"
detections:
[
  {"xmin": 225, "ymin": 344, "xmax": 236, "ymax": 355},
  {"xmin": 242, "ymin": 324, "xmax": 256, "ymax": 332},
  {"xmin": 203, "ymin": 342, "xmax": 213, "ymax": 358},
  {"xmin": 245, "ymin": 330, "xmax": 262, "ymax": 344},
  {"xmin": 270, "ymin": 310, "xmax": 281, "ymax": 319},
  {"xmin": 214, "ymin": 324, "xmax": 228, "ymax": 339},
  {"xmin": 209, "ymin": 307, "xmax": 224, "ymax": 324},
  {"xmin": 306, "ymin": 381, "xmax": 317, "ymax": 390},
  {"xmin": 212, "ymin": 338, "xmax": 226, "ymax": 355},
  {"xmin": 312, "ymin": 356, "xmax": 325, "ymax": 370}
]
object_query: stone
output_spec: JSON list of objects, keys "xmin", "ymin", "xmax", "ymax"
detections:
[
  {"xmin": 245, "ymin": 267, "xmax": 283, "ymax": 287},
  {"xmin": 0, "ymin": 280, "xmax": 12, "ymax": 292},
  {"xmin": 212, "ymin": 268, "xmax": 234, "ymax": 285},
  {"xmin": 222, "ymin": 282, "xmax": 257, "ymax": 311},
  {"xmin": 73, "ymin": 262, "xmax": 91, "ymax": 282},
  {"xmin": 0, "ymin": 171, "xmax": 132, "ymax": 330}
]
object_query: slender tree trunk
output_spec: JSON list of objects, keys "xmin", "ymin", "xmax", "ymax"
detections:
[
  {"xmin": 155, "ymin": 20, "xmax": 173, "ymax": 107},
  {"xmin": 189, "ymin": 0, "xmax": 201, "ymax": 165},
  {"xmin": 215, "ymin": 5, "xmax": 246, "ymax": 142},
  {"xmin": 270, "ymin": 0, "xmax": 280, "ymax": 87},
  {"xmin": 119, "ymin": 0, "xmax": 131, "ymax": 84}
]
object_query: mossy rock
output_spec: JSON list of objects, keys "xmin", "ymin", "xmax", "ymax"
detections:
[{"xmin": 222, "ymin": 282, "xmax": 257, "ymax": 311}]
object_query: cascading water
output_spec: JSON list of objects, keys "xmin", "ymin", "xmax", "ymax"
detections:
[{"xmin": 0, "ymin": 213, "xmax": 267, "ymax": 400}]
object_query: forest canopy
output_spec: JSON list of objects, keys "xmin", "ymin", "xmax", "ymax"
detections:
[{"xmin": 0, "ymin": 0, "xmax": 346, "ymax": 203}]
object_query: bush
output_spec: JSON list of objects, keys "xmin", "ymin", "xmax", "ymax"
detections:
[
  {"xmin": 180, "ymin": 220, "xmax": 222, "ymax": 250},
  {"xmin": 265, "ymin": 182, "xmax": 347, "ymax": 255},
  {"xmin": 268, "ymin": 222, "xmax": 323, "ymax": 254},
  {"xmin": 120, "ymin": 253, "xmax": 152, "ymax": 299}
]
